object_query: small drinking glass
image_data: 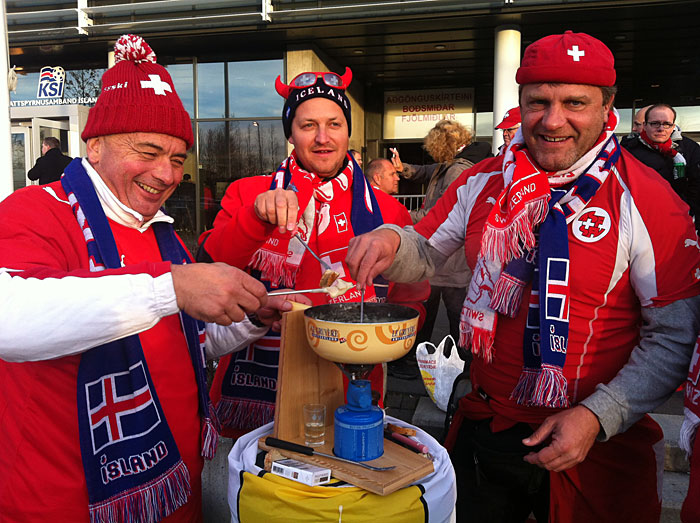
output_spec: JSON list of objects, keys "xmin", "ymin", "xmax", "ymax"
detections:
[{"xmin": 303, "ymin": 404, "xmax": 326, "ymax": 447}]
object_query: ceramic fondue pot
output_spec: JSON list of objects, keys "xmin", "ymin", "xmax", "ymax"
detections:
[{"xmin": 299, "ymin": 302, "xmax": 419, "ymax": 364}]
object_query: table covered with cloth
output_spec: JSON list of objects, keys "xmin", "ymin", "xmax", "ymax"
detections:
[{"xmin": 227, "ymin": 417, "xmax": 456, "ymax": 522}]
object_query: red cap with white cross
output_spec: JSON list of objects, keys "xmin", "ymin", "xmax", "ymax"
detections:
[{"xmin": 515, "ymin": 30, "xmax": 616, "ymax": 87}]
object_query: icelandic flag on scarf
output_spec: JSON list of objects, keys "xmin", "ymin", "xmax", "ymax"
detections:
[
  {"xmin": 86, "ymin": 362, "xmax": 160, "ymax": 454},
  {"xmin": 62, "ymin": 159, "xmax": 212, "ymax": 523}
]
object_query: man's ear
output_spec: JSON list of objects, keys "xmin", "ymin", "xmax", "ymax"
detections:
[{"xmin": 85, "ymin": 137, "xmax": 102, "ymax": 164}]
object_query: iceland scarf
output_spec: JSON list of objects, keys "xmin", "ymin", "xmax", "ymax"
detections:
[
  {"xmin": 461, "ymin": 109, "xmax": 621, "ymax": 407},
  {"xmin": 61, "ymin": 160, "xmax": 217, "ymax": 523}
]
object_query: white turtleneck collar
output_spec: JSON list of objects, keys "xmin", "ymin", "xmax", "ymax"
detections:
[{"xmin": 81, "ymin": 157, "xmax": 174, "ymax": 233}]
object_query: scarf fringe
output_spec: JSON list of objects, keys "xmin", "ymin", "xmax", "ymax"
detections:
[
  {"xmin": 201, "ymin": 417, "xmax": 219, "ymax": 460},
  {"xmin": 490, "ymin": 273, "xmax": 527, "ymax": 317},
  {"xmin": 461, "ymin": 326, "xmax": 495, "ymax": 364},
  {"xmin": 480, "ymin": 198, "xmax": 548, "ymax": 263},
  {"xmin": 249, "ymin": 249, "xmax": 297, "ymax": 288},
  {"xmin": 215, "ymin": 397, "xmax": 275, "ymax": 432},
  {"xmin": 509, "ymin": 368, "xmax": 540, "ymax": 405},
  {"xmin": 529, "ymin": 364, "xmax": 570, "ymax": 408},
  {"xmin": 89, "ymin": 460, "xmax": 191, "ymax": 523}
]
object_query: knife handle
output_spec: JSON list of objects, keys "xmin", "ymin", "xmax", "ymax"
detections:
[{"xmin": 265, "ymin": 437, "xmax": 314, "ymax": 456}]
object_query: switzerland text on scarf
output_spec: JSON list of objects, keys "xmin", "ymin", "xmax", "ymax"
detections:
[
  {"xmin": 62, "ymin": 159, "xmax": 218, "ymax": 523},
  {"xmin": 460, "ymin": 109, "xmax": 622, "ymax": 408},
  {"xmin": 214, "ymin": 151, "xmax": 385, "ymax": 431}
]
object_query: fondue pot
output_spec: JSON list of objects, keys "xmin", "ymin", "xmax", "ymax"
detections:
[
  {"xmin": 291, "ymin": 301, "xmax": 419, "ymax": 462},
  {"xmin": 301, "ymin": 302, "xmax": 419, "ymax": 365}
]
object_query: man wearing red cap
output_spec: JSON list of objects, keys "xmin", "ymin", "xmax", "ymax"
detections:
[
  {"xmin": 495, "ymin": 106, "xmax": 521, "ymax": 154},
  {"xmin": 0, "ymin": 34, "xmax": 300, "ymax": 523},
  {"xmin": 346, "ymin": 31, "xmax": 700, "ymax": 522},
  {"xmin": 197, "ymin": 68, "xmax": 427, "ymax": 438}
]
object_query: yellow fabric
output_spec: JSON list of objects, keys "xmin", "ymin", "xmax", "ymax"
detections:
[{"xmin": 237, "ymin": 471, "xmax": 427, "ymax": 522}]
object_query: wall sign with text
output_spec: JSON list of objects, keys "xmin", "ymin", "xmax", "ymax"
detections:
[{"xmin": 383, "ymin": 88, "xmax": 474, "ymax": 139}]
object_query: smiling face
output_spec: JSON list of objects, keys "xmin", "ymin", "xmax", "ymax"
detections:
[
  {"xmin": 86, "ymin": 132, "xmax": 187, "ymax": 220},
  {"xmin": 520, "ymin": 83, "xmax": 613, "ymax": 172},
  {"xmin": 289, "ymin": 97, "xmax": 349, "ymax": 178}
]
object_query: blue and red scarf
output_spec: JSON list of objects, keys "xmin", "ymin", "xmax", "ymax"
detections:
[
  {"xmin": 215, "ymin": 152, "xmax": 385, "ymax": 432},
  {"xmin": 461, "ymin": 109, "xmax": 621, "ymax": 408},
  {"xmin": 61, "ymin": 160, "xmax": 218, "ymax": 523}
]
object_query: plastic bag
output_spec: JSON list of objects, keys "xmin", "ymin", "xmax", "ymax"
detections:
[{"xmin": 416, "ymin": 335, "xmax": 465, "ymax": 412}]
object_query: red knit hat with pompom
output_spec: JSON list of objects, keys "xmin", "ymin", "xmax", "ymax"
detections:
[{"xmin": 81, "ymin": 34, "xmax": 193, "ymax": 149}]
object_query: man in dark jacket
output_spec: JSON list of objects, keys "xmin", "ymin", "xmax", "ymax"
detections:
[
  {"xmin": 27, "ymin": 137, "xmax": 73, "ymax": 185},
  {"xmin": 621, "ymin": 103, "xmax": 700, "ymax": 227}
]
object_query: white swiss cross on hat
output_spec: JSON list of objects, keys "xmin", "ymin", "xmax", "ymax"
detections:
[
  {"xmin": 140, "ymin": 74, "xmax": 172, "ymax": 96},
  {"xmin": 567, "ymin": 45, "xmax": 585, "ymax": 62}
]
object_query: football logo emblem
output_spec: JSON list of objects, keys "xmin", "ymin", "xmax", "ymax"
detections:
[{"xmin": 572, "ymin": 207, "xmax": 611, "ymax": 243}]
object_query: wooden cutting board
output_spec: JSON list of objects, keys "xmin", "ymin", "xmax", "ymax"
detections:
[
  {"xmin": 268, "ymin": 307, "xmax": 434, "ymax": 495},
  {"xmin": 259, "ymin": 432, "xmax": 434, "ymax": 496}
]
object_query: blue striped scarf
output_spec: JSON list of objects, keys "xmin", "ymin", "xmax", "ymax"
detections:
[{"xmin": 62, "ymin": 160, "xmax": 217, "ymax": 523}]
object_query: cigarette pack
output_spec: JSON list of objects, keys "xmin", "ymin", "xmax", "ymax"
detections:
[{"xmin": 270, "ymin": 458, "xmax": 331, "ymax": 486}]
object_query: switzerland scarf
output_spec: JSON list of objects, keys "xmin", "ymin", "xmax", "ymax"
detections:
[
  {"xmin": 639, "ymin": 129, "xmax": 686, "ymax": 179},
  {"xmin": 461, "ymin": 109, "xmax": 621, "ymax": 408},
  {"xmin": 215, "ymin": 152, "xmax": 385, "ymax": 432},
  {"xmin": 61, "ymin": 160, "xmax": 218, "ymax": 523}
]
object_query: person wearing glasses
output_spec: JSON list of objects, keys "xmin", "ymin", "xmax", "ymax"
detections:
[
  {"xmin": 197, "ymin": 68, "xmax": 428, "ymax": 439},
  {"xmin": 622, "ymin": 103, "xmax": 700, "ymax": 228},
  {"xmin": 346, "ymin": 32, "xmax": 700, "ymax": 522}
]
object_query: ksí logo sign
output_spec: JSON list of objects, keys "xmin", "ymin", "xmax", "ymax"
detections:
[{"xmin": 37, "ymin": 66, "xmax": 66, "ymax": 99}]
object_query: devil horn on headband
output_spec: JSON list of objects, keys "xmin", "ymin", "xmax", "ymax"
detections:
[
  {"xmin": 340, "ymin": 67, "xmax": 352, "ymax": 88},
  {"xmin": 275, "ymin": 75, "xmax": 292, "ymax": 99},
  {"xmin": 275, "ymin": 67, "xmax": 353, "ymax": 99}
]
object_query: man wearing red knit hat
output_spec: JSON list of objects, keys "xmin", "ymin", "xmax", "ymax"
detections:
[
  {"xmin": 346, "ymin": 31, "xmax": 700, "ymax": 522},
  {"xmin": 0, "ymin": 34, "xmax": 301, "ymax": 523}
]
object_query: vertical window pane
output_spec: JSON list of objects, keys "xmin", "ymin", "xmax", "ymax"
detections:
[
  {"xmin": 197, "ymin": 121, "xmax": 229, "ymax": 224},
  {"xmin": 168, "ymin": 63, "xmax": 194, "ymax": 117},
  {"xmin": 228, "ymin": 60, "xmax": 283, "ymax": 118},
  {"xmin": 197, "ymin": 120, "xmax": 286, "ymax": 203},
  {"xmin": 12, "ymin": 133, "xmax": 26, "ymax": 191},
  {"xmin": 228, "ymin": 120, "xmax": 286, "ymax": 178},
  {"xmin": 197, "ymin": 62, "xmax": 225, "ymax": 118}
]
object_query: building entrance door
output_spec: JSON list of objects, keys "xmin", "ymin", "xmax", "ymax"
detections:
[{"xmin": 9, "ymin": 105, "xmax": 89, "ymax": 191}]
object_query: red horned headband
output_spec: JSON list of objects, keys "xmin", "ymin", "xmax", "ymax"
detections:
[{"xmin": 275, "ymin": 67, "xmax": 353, "ymax": 99}]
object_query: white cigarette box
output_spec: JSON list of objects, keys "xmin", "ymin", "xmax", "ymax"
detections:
[{"xmin": 270, "ymin": 458, "xmax": 331, "ymax": 486}]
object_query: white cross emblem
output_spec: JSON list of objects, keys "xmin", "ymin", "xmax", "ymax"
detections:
[
  {"xmin": 567, "ymin": 45, "xmax": 585, "ymax": 62},
  {"xmin": 140, "ymin": 74, "xmax": 172, "ymax": 96}
]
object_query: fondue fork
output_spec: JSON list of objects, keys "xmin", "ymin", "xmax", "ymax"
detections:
[
  {"xmin": 294, "ymin": 234, "xmax": 333, "ymax": 272},
  {"xmin": 360, "ymin": 288, "xmax": 365, "ymax": 322},
  {"xmin": 267, "ymin": 288, "xmax": 332, "ymax": 297}
]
